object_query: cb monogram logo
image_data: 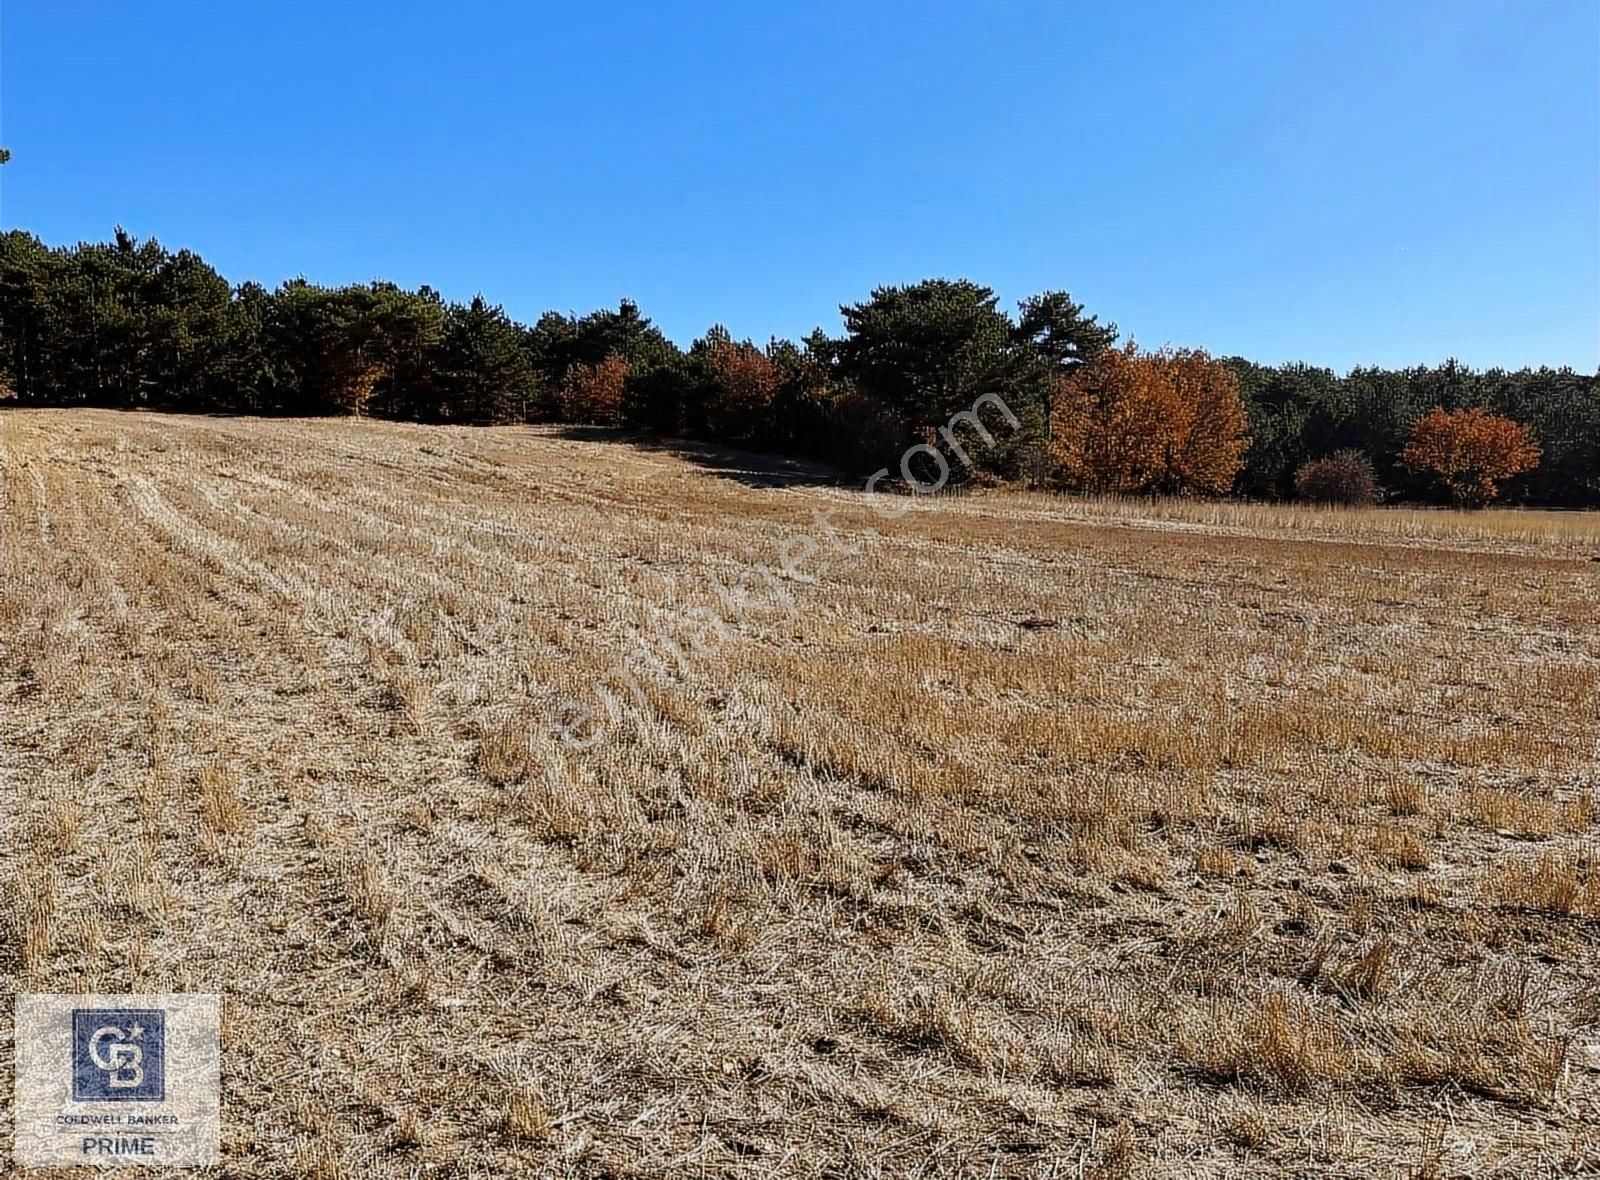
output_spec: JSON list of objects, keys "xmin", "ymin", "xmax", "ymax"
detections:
[{"xmin": 71, "ymin": 1009, "xmax": 166, "ymax": 1102}]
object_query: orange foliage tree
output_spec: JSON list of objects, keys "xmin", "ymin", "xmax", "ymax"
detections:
[
  {"xmin": 1398, "ymin": 407, "xmax": 1540, "ymax": 507},
  {"xmin": 561, "ymin": 354, "xmax": 630, "ymax": 425},
  {"xmin": 706, "ymin": 339, "xmax": 780, "ymax": 442},
  {"xmin": 1049, "ymin": 344, "xmax": 1248, "ymax": 495},
  {"xmin": 333, "ymin": 360, "xmax": 386, "ymax": 417}
]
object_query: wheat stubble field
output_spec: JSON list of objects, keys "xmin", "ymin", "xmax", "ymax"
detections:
[{"xmin": 2, "ymin": 408, "xmax": 1597, "ymax": 1178}]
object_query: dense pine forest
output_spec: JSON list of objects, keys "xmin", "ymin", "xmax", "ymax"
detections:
[{"xmin": 2, "ymin": 227, "xmax": 1595, "ymax": 506}]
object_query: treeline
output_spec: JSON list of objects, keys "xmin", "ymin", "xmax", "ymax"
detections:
[
  {"xmin": 2, "ymin": 228, "xmax": 1595, "ymax": 506},
  {"xmin": 1225, "ymin": 356, "xmax": 1596, "ymax": 507}
]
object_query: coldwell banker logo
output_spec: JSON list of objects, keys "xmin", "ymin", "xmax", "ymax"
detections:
[
  {"xmin": 72, "ymin": 1009, "xmax": 167, "ymax": 1102},
  {"xmin": 13, "ymin": 993, "xmax": 221, "ymax": 1166}
]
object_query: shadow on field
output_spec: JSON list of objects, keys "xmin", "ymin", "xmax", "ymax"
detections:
[{"xmin": 552, "ymin": 426, "xmax": 853, "ymax": 490}]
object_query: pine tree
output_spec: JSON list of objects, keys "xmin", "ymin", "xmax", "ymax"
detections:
[{"xmin": 437, "ymin": 296, "xmax": 534, "ymax": 424}]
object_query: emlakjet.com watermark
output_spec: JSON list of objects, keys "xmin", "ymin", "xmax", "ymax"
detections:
[
  {"xmin": 13, "ymin": 993, "xmax": 221, "ymax": 1166},
  {"xmin": 553, "ymin": 392, "xmax": 1019, "ymax": 748}
]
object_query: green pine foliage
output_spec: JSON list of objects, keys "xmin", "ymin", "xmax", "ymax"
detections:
[{"xmin": 1, "ymin": 228, "xmax": 1593, "ymax": 504}]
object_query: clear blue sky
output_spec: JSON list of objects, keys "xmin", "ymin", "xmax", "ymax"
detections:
[{"xmin": 2, "ymin": 0, "xmax": 1595, "ymax": 371}]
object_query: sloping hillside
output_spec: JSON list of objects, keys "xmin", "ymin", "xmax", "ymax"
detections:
[{"xmin": 3, "ymin": 410, "xmax": 1597, "ymax": 1177}]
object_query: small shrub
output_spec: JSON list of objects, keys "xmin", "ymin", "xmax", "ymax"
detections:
[{"xmin": 1293, "ymin": 451, "xmax": 1379, "ymax": 505}]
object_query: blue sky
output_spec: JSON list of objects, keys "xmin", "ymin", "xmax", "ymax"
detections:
[{"xmin": 2, "ymin": 0, "xmax": 1595, "ymax": 370}]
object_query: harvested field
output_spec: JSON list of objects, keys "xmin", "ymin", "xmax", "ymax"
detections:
[{"xmin": 2, "ymin": 408, "xmax": 1597, "ymax": 1177}]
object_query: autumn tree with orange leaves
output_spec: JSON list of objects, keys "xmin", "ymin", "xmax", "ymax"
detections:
[
  {"xmin": 1050, "ymin": 344, "xmax": 1249, "ymax": 496},
  {"xmin": 1399, "ymin": 407, "xmax": 1540, "ymax": 506},
  {"xmin": 705, "ymin": 338, "xmax": 781, "ymax": 443},
  {"xmin": 561, "ymin": 353, "xmax": 630, "ymax": 425},
  {"xmin": 332, "ymin": 360, "xmax": 386, "ymax": 417}
]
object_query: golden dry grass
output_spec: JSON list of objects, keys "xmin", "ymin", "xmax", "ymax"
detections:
[{"xmin": 1, "ymin": 408, "xmax": 1597, "ymax": 1177}]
